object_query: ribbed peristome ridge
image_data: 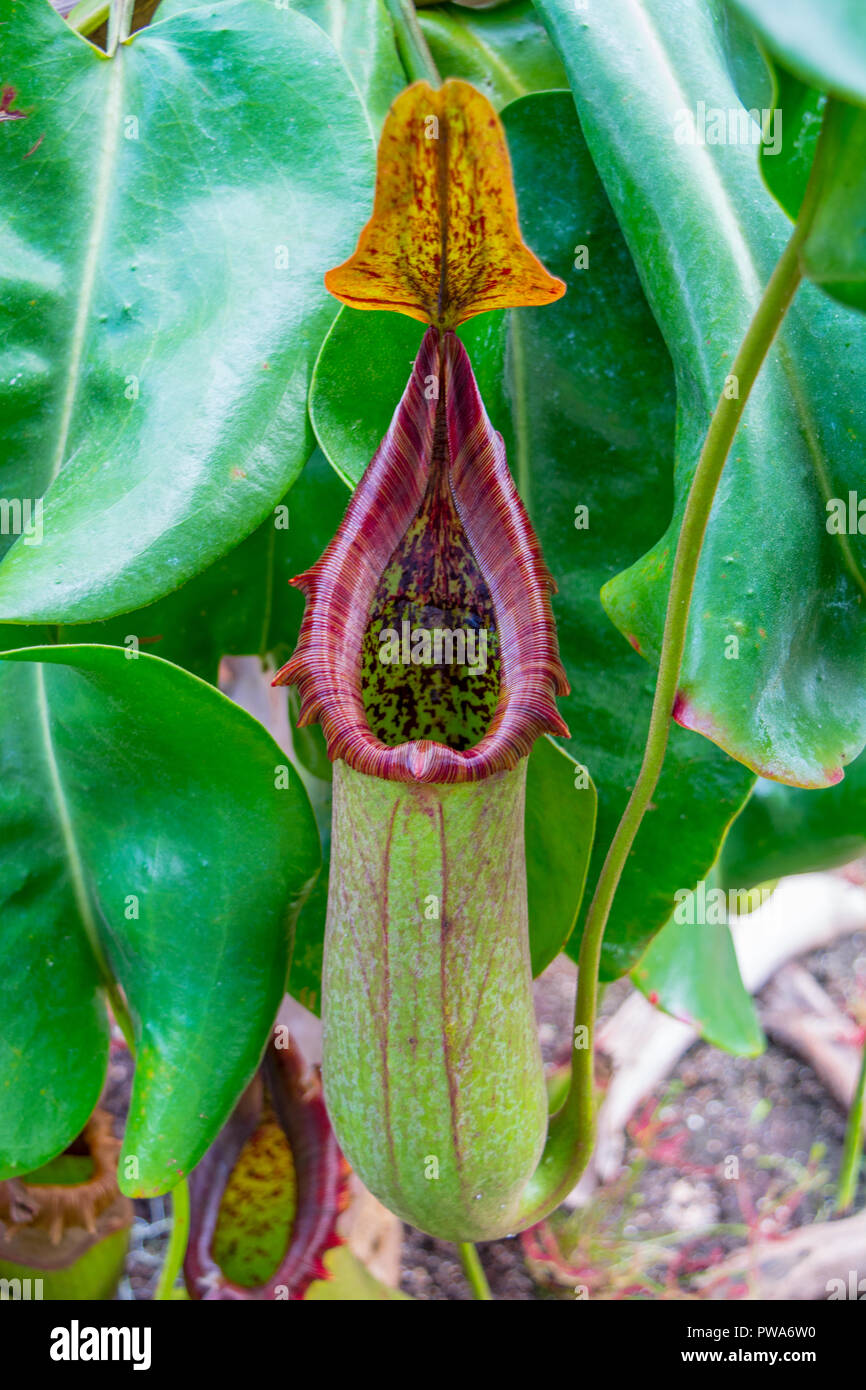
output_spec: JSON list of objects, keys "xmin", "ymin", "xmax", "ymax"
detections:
[{"xmin": 274, "ymin": 327, "xmax": 569, "ymax": 784}]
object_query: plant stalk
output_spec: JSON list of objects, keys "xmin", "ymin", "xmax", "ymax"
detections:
[
  {"xmin": 457, "ymin": 1242, "xmax": 492, "ymax": 1300},
  {"xmin": 514, "ymin": 106, "xmax": 834, "ymax": 1229},
  {"xmin": 106, "ymin": 0, "xmax": 134, "ymax": 56},
  {"xmin": 836, "ymin": 1036, "xmax": 866, "ymax": 1212},
  {"xmin": 67, "ymin": 1, "xmax": 110, "ymax": 37},
  {"xmin": 154, "ymin": 1176, "xmax": 191, "ymax": 1300},
  {"xmin": 385, "ymin": 0, "xmax": 441, "ymax": 87}
]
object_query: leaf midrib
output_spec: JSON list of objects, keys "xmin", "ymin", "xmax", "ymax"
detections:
[
  {"xmin": 48, "ymin": 46, "xmax": 127, "ymax": 487},
  {"xmin": 34, "ymin": 663, "xmax": 113, "ymax": 990},
  {"xmin": 622, "ymin": 0, "xmax": 764, "ymax": 307}
]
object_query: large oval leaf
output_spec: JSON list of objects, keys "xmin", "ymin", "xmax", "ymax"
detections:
[
  {"xmin": 156, "ymin": 0, "xmax": 406, "ymax": 135},
  {"xmin": 525, "ymin": 735, "xmax": 596, "ymax": 977},
  {"xmin": 799, "ymin": 98, "xmax": 866, "ymax": 311},
  {"xmin": 724, "ymin": 0, "xmax": 866, "ymax": 104},
  {"xmin": 536, "ymin": 0, "xmax": 866, "ymax": 790},
  {"xmin": 721, "ymin": 752, "xmax": 866, "ymax": 888},
  {"xmin": 310, "ymin": 92, "xmax": 755, "ymax": 978},
  {"xmin": 0, "ymin": 449, "xmax": 351, "ymax": 687},
  {"xmin": 0, "ymin": 645, "xmax": 320, "ymax": 1194},
  {"xmin": 0, "ymin": 0, "xmax": 373, "ymax": 624},
  {"xmin": 758, "ymin": 68, "xmax": 826, "ymax": 220},
  {"xmin": 291, "ymin": 0, "xmax": 406, "ymax": 133},
  {"xmin": 719, "ymin": 14, "xmax": 866, "ymax": 316}
]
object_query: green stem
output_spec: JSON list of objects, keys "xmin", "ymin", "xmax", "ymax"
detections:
[
  {"xmin": 154, "ymin": 1176, "xmax": 191, "ymax": 1300},
  {"xmin": 67, "ymin": 0, "xmax": 110, "ymax": 36},
  {"xmin": 457, "ymin": 1242, "xmax": 492, "ymax": 1300},
  {"xmin": 106, "ymin": 0, "xmax": 135, "ymax": 56},
  {"xmin": 384, "ymin": 0, "xmax": 441, "ymax": 86},
  {"xmin": 836, "ymin": 1037, "xmax": 866, "ymax": 1212},
  {"xmin": 514, "ymin": 106, "xmax": 835, "ymax": 1230},
  {"xmin": 107, "ymin": 986, "xmax": 136, "ymax": 1055}
]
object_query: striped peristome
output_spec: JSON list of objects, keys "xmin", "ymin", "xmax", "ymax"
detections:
[{"xmin": 274, "ymin": 327, "xmax": 569, "ymax": 782}]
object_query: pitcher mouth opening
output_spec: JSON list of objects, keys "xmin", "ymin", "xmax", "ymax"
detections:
[{"xmin": 273, "ymin": 327, "xmax": 569, "ymax": 784}]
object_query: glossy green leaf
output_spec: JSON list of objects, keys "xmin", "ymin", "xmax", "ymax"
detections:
[
  {"xmin": 43, "ymin": 450, "xmax": 350, "ymax": 1019},
  {"xmin": 1, "ymin": 453, "xmax": 348, "ymax": 1030},
  {"xmin": 721, "ymin": 753, "xmax": 866, "ymax": 888},
  {"xmin": 13, "ymin": 450, "xmax": 351, "ymax": 687},
  {"xmin": 309, "ymin": 91, "xmax": 755, "ymax": 978},
  {"xmin": 714, "ymin": 6, "xmax": 824, "ymax": 225},
  {"xmin": 716, "ymin": 0, "xmax": 774, "ymax": 116},
  {"xmin": 286, "ymin": 758, "xmax": 332, "ymax": 1016},
  {"xmin": 723, "ymin": 0, "xmax": 866, "ymax": 105},
  {"xmin": 0, "ymin": 0, "xmax": 372, "ymax": 624},
  {"xmin": 310, "ymin": 313, "xmax": 423, "ymax": 489},
  {"xmin": 536, "ymin": 0, "xmax": 866, "ymax": 791},
  {"xmin": 0, "ymin": 645, "xmax": 320, "ymax": 1193},
  {"xmin": 800, "ymin": 98, "xmax": 866, "ymax": 311},
  {"xmin": 292, "ymin": 0, "xmax": 406, "ymax": 132},
  {"xmin": 417, "ymin": 0, "xmax": 568, "ymax": 108},
  {"xmin": 288, "ymin": 690, "xmax": 334, "ymax": 785},
  {"xmin": 632, "ymin": 909, "xmax": 764, "ymax": 1057},
  {"xmin": 760, "ymin": 68, "xmax": 826, "ymax": 220},
  {"xmin": 720, "ymin": 13, "xmax": 866, "ymax": 315},
  {"xmin": 525, "ymin": 736, "xmax": 596, "ymax": 977},
  {"xmin": 156, "ymin": 0, "xmax": 406, "ymax": 134}
]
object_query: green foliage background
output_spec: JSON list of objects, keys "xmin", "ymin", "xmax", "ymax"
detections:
[{"xmin": 2, "ymin": 0, "xmax": 865, "ymax": 1189}]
